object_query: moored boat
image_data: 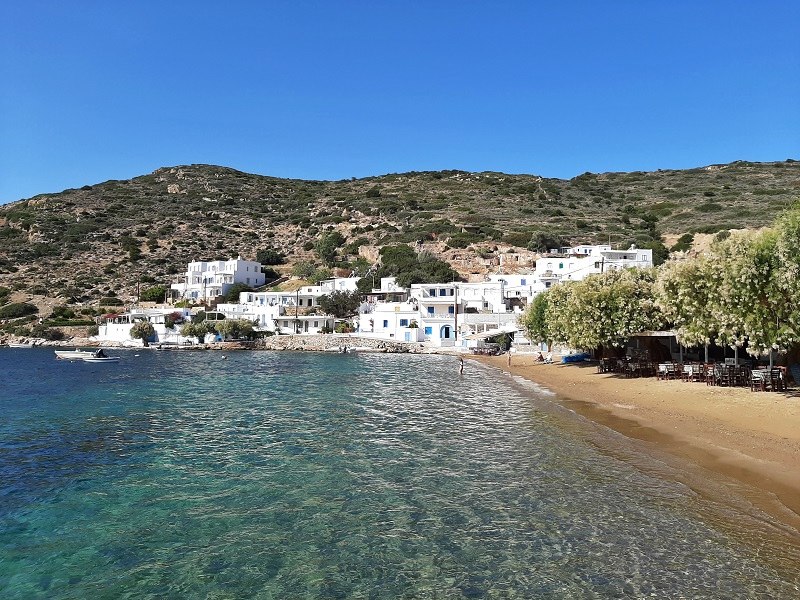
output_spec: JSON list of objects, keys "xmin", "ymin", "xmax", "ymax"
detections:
[
  {"xmin": 8, "ymin": 341, "xmax": 35, "ymax": 348},
  {"xmin": 55, "ymin": 349, "xmax": 95, "ymax": 360},
  {"xmin": 81, "ymin": 355, "xmax": 120, "ymax": 363}
]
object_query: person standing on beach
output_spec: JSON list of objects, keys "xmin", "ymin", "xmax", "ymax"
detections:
[
  {"xmin": 459, "ymin": 357, "xmax": 464, "ymax": 375},
  {"xmin": 507, "ymin": 351, "xmax": 512, "ymax": 367}
]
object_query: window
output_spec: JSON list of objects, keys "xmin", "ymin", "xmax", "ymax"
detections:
[
  {"xmin": 427, "ymin": 306, "xmax": 434, "ymax": 315},
  {"xmin": 559, "ymin": 262, "xmax": 564, "ymax": 269},
  {"xmin": 400, "ymin": 319, "xmax": 408, "ymax": 326},
  {"xmin": 424, "ymin": 326, "xmax": 433, "ymax": 335},
  {"xmin": 313, "ymin": 321, "xmax": 318, "ymax": 327},
  {"xmin": 520, "ymin": 278, "xmax": 526, "ymax": 285},
  {"xmin": 383, "ymin": 320, "xmax": 389, "ymax": 328},
  {"xmin": 440, "ymin": 288, "xmax": 447, "ymax": 296},
  {"xmin": 448, "ymin": 306, "xmax": 454, "ymax": 314}
]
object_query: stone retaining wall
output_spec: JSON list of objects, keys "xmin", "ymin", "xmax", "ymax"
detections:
[{"xmin": 255, "ymin": 334, "xmax": 425, "ymax": 353}]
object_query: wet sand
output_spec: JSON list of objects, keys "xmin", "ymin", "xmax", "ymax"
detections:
[{"xmin": 476, "ymin": 354, "xmax": 800, "ymax": 534}]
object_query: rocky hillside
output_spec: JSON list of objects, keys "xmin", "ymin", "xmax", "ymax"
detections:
[{"xmin": 0, "ymin": 160, "xmax": 798, "ymax": 306}]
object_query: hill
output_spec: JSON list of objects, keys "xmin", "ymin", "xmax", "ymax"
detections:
[{"xmin": 0, "ymin": 160, "xmax": 798, "ymax": 308}]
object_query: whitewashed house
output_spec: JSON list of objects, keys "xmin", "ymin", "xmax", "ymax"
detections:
[
  {"xmin": 487, "ymin": 273, "xmax": 536, "ymax": 311},
  {"xmin": 358, "ymin": 301, "xmax": 422, "ymax": 341},
  {"xmin": 95, "ymin": 307, "xmax": 194, "ymax": 345},
  {"xmin": 532, "ymin": 244, "xmax": 653, "ymax": 293},
  {"xmin": 170, "ymin": 256, "xmax": 265, "ymax": 302},
  {"xmin": 407, "ymin": 281, "xmax": 517, "ymax": 347},
  {"xmin": 214, "ymin": 277, "xmax": 359, "ymax": 335}
]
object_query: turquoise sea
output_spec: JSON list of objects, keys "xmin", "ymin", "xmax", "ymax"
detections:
[{"xmin": 1, "ymin": 348, "xmax": 798, "ymax": 599}]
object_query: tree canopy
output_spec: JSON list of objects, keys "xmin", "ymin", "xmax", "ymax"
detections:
[
  {"xmin": 318, "ymin": 290, "xmax": 361, "ymax": 318},
  {"xmin": 522, "ymin": 200, "xmax": 800, "ymax": 360},
  {"xmin": 357, "ymin": 244, "xmax": 461, "ymax": 292},
  {"xmin": 316, "ymin": 232, "xmax": 346, "ymax": 265},
  {"xmin": 130, "ymin": 321, "xmax": 156, "ymax": 345},
  {"xmin": 140, "ymin": 285, "xmax": 167, "ymax": 302},
  {"xmin": 215, "ymin": 318, "xmax": 255, "ymax": 340},
  {"xmin": 225, "ymin": 282, "xmax": 253, "ymax": 303}
]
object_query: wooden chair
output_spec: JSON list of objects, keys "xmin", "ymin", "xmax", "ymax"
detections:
[
  {"xmin": 750, "ymin": 369, "xmax": 767, "ymax": 392},
  {"xmin": 770, "ymin": 368, "xmax": 785, "ymax": 392}
]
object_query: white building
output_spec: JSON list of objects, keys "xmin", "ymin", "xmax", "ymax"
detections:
[
  {"xmin": 533, "ymin": 244, "xmax": 653, "ymax": 293},
  {"xmin": 95, "ymin": 307, "xmax": 194, "ymax": 345},
  {"xmin": 358, "ymin": 301, "xmax": 423, "ymax": 342},
  {"xmin": 170, "ymin": 256, "xmax": 265, "ymax": 302},
  {"xmin": 216, "ymin": 287, "xmax": 332, "ymax": 334},
  {"xmin": 214, "ymin": 277, "xmax": 360, "ymax": 334},
  {"xmin": 407, "ymin": 281, "xmax": 517, "ymax": 347}
]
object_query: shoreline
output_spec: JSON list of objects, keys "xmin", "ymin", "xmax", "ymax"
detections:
[
  {"xmin": 475, "ymin": 354, "xmax": 800, "ymax": 535},
  {"xmin": 11, "ymin": 337, "xmax": 800, "ymax": 533}
]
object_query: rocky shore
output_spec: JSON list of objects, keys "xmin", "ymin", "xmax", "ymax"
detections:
[
  {"xmin": 254, "ymin": 334, "xmax": 426, "ymax": 353},
  {"xmin": 2, "ymin": 334, "xmax": 430, "ymax": 354}
]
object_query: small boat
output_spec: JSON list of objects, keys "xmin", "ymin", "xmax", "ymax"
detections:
[
  {"xmin": 82, "ymin": 355, "xmax": 120, "ymax": 363},
  {"xmin": 55, "ymin": 349, "xmax": 95, "ymax": 360},
  {"xmin": 8, "ymin": 342, "xmax": 35, "ymax": 348}
]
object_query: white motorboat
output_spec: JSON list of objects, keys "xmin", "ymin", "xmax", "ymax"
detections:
[
  {"xmin": 55, "ymin": 349, "xmax": 95, "ymax": 360},
  {"xmin": 8, "ymin": 342, "xmax": 35, "ymax": 348},
  {"xmin": 82, "ymin": 355, "xmax": 120, "ymax": 363}
]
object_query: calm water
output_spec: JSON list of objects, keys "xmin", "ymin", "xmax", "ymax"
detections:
[{"xmin": 1, "ymin": 348, "xmax": 798, "ymax": 599}]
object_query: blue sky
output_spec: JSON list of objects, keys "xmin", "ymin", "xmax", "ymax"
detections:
[{"xmin": 1, "ymin": 1, "xmax": 798, "ymax": 204}]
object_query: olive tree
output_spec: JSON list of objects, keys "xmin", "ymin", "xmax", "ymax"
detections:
[
  {"xmin": 519, "ymin": 291, "xmax": 550, "ymax": 346},
  {"xmin": 181, "ymin": 321, "xmax": 216, "ymax": 344},
  {"xmin": 130, "ymin": 321, "xmax": 156, "ymax": 346},
  {"xmin": 215, "ymin": 318, "xmax": 255, "ymax": 340}
]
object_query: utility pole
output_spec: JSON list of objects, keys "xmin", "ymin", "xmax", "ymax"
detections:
[{"xmin": 453, "ymin": 284, "xmax": 458, "ymax": 342}]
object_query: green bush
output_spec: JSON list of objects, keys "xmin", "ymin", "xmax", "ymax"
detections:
[
  {"xmin": 256, "ymin": 248, "xmax": 286, "ymax": 265},
  {"xmin": 0, "ymin": 302, "xmax": 39, "ymax": 319},
  {"xmin": 30, "ymin": 324, "xmax": 66, "ymax": 341},
  {"xmin": 140, "ymin": 285, "xmax": 167, "ymax": 302},
  {"xmin": 99, "ymin": 297, "xmax": 124, "ymax": 306},
  {"xmin": 51, "ymin": 305, "xmax": 76, "ymax": 320},
  {"xmin": 670, "ymin": 233, "xmax": 694, "ymax": 252}
]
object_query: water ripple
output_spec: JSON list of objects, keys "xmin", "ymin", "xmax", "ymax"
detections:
[{"xmin": 0, "ymin": 348, "xmax": 798, "ymax": 598}]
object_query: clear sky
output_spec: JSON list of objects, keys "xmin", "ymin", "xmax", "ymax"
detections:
[{"xmin": 1, "ymin": 1, "xmax": 798, "ymax": 204}]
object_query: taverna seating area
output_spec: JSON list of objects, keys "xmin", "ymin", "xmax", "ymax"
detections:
[{"xmin": 597, "ymin": 358, "xmax": 790, "ymax": 392}]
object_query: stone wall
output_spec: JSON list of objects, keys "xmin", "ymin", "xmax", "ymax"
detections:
[{"xmin": 255, "ymin": 334, "xmax": 425, "ymax": 353}]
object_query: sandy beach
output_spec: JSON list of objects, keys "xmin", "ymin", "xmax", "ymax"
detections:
[{"xmin": 476, "ymin": 354, "xmax": 800, "ymax": 534}]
